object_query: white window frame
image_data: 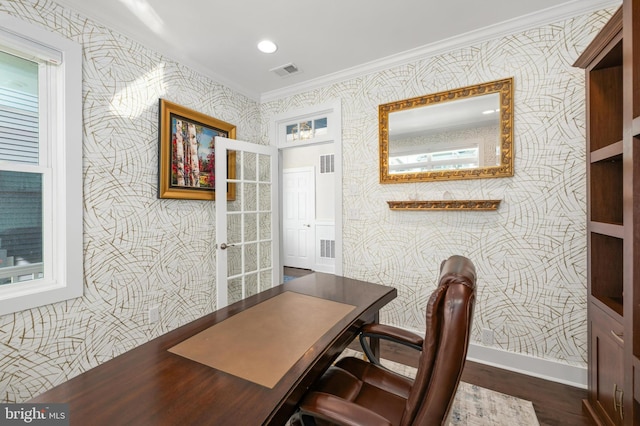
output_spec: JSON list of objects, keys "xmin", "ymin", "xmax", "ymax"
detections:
[{"xmin": 0, "ymin": 15, "xmax": 83, "ymax": 314}]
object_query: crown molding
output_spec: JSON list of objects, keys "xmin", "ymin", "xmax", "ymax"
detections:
[{"xmin": 260, "ymin": 0, "xmax": 621, "ymax": 103}]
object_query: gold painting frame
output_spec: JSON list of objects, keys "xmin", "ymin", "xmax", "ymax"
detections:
[{"xmin": 158, "ymin": 99, "xmax": 236, "ymax": 200}]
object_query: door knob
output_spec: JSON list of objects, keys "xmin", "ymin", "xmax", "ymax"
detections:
[
  {"xmin": 303, "ymin": 224, "xmax": 311, "ymax": 227},
  {"xmin": 219, "ymin": 242, "xmax": 236, "ymax": 250}
]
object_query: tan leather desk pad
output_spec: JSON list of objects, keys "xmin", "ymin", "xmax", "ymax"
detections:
[{"xmin": 168, "ymin": 291, "xmax": 355, "ymax": 388}]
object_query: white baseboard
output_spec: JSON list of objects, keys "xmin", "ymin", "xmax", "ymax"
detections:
[
  {"xmin": 466, "ymin": 343, "xmax": 587, "ymax": 389},
  {"xmin": 381, "ymin": 324, "xmax": 588, "ymax": 389}
]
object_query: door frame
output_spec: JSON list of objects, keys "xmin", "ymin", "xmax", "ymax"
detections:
[{"xmin": 272, "ymin": 100, "xmax": 342, "ymax": 279}]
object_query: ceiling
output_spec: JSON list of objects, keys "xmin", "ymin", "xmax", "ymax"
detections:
[{"xmin": 52, "ymin": 0, "xmax": 617, "ymax": 100}]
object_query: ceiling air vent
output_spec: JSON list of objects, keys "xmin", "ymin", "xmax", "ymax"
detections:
[{"xmin": 270, "ymin": 63, "xmax": 300, "ymax": 77}]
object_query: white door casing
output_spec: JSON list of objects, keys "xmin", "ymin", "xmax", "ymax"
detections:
[{"xmin": 272, "ymin": 100, "xmax": 342, "ymax": 276}]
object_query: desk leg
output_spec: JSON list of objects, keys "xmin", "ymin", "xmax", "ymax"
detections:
[{"xmin": 368, "ymin": 312, "xmax": 381, "ymax": 360}]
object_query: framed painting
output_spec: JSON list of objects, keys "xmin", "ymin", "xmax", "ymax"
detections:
[{"xmin": 158, "ymin": 99, "xmax": 236, "ymax": 200}]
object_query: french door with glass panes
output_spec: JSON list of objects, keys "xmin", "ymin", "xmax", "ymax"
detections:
[{"xmin": 215, "ymin": 137, "xmax": 279, "ymax": 308}]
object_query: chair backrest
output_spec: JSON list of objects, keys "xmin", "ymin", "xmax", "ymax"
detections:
[{"xmin": 400, "ymin": 255, "xmax": 477, "ymax": 426}]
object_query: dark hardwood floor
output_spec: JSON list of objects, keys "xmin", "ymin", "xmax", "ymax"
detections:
[
  {"xmin": 285, "ymin": 268, "xmax": 591, "ymax": 425},
  {"xmin": 461, "ymin": 360, "xmax": 589, "ymax": 426},
  {"xmin": 284, "ymin": 267, "xmax": 313, "ymax": 278}
]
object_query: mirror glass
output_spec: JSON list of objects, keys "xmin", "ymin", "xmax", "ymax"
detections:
[{"xmin": 379, "ymin": 78, "xmax": 513, "ymax": 182}]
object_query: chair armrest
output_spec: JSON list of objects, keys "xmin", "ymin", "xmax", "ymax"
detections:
[
  {"xmin": 359, "ymin": 323, "xmax": 423, "ymax": 365},
  {"xmin": 298, "ymin": 392, "xmax": 392, "ymax": 426}
]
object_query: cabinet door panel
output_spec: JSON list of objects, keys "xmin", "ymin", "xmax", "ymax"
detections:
[{"xmin": 590, "ymin": 306, "xmax": 624, "ymax": 425}]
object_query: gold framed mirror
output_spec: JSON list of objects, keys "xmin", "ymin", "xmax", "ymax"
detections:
[{"xmin": 379, "ymin": 78, "xmax": 513, "ymax": 183}]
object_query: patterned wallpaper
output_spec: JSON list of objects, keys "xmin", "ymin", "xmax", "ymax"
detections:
[
  {"xmin": 0, "ymin": 0, "xmax": 260, "ymax": 403},
  {"xmin": 0, "ymin": 0, "xmax": 613, "ymax": 404},
  {"xmin": 261, "ymin": 10, "xmax": 611, "ymax": 369}
]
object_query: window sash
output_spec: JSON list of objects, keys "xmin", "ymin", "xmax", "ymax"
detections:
[
  {"xmin": 0, "ymin": 13, "xmax": 83, "ymax": 315},
  {"xmin": 0, "ymin": 26, "xmax": 63, "ymax": 65}
]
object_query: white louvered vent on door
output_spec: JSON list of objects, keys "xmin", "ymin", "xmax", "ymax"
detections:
[
  {"xmin": 320, "ymin": 239, "xmax": 335, "ymax": 259},
  {"xmin": 320, "ymin": 154, "xmax": 334, "ymax": 174}
]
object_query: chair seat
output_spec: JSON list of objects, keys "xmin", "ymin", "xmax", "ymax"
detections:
[
  {"xmin": 300, "ymin": 356, "xmax": 413, "ymax": 425},
  {"xmin": 294, "ymin": 255, "xmax": 477, "ymax": 426}
]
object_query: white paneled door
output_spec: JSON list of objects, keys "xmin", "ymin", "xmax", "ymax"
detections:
[
  {"xmin": 215, "ymin": 137, "xmax": 279, "ymax": 308},
  {"xmin": 282, "ymin": 167, "xmax": 315, "ymax": 269}
]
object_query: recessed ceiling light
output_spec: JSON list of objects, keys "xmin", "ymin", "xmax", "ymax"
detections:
[{"xmin": 257, "ymin": 40, "xmax": 278, "ymax": 54}]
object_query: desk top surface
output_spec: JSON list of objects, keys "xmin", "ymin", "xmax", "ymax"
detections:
[{"xmin": 30, "ymin": 273, "xmax": 396, "ymax": 425}]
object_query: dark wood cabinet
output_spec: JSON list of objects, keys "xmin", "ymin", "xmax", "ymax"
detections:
[
  {"xmin": 589, "ymin": 304, "xmax": 625, "ymax": 424},
  {"xmin": 575, "ymin": 2, "xmax": 640, "ymax": 424}
]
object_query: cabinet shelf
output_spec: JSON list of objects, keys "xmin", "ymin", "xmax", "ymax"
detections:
[
  {"xmin": 633, "ymin": 116, "xmax": 640, "ymax": 137},
  {"xmin": 589, "ymin": 221, "xmax": 624, "ymax": 237},
  {"xmin": 592, "ymin": 295, "xmax": 624, "ymax": 317},
  {"xmin": 590, "ymin": 157, "xmax": 623, "ymax": 224},
  {"xmin": 590, "ymin": 232, "xmax": 623, "ymax": 316},
  {"xmin": 587, "ymin": 51, "xmax": 623, "ymax": 151},
  {"xmin": 590, "ymin": 141, "xmax": 623, "ymax": 162}
]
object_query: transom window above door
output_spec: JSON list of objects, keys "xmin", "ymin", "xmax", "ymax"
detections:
[{"xmin": 285, "ymin": 117, "xmax": 328, "ymax": 142}]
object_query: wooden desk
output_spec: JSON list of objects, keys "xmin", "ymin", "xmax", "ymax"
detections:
[{"xmin": 30, "ymin": 273, "xmax": 396, "ymax": 425}]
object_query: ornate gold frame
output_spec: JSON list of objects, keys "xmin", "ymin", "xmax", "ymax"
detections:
[{"xmin": 379, "ymin": 78, "xmax": 514, "ymax": 183}]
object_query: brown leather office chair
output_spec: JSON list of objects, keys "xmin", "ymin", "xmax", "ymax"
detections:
[{"xmin": 292, "ymin": 255, "xmax": 476, "ymax": 426}]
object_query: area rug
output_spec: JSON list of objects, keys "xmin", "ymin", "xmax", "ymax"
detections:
[{"xmin": 338, "ymin": 349, "xmax": 540, "ymax": 426}]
